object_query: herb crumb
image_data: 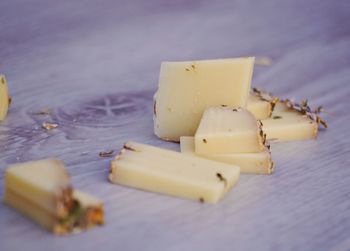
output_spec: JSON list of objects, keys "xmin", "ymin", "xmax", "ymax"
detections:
[
  {"xmin": 124, "ymin": 144, "xmax": 137, "ymax": 151},
  {"xmin": 216, "ymin": 173, "xmax": 227, "ymax": 187},
  {"xmin": 42, "ymin": 122, "xmax": 58, "ymax": 130},
  {"xmin": 272, "ymin": 116, "xmax": 282, "ymax": 119},
  {"xmin": 99, "ymin": 150, "xmax": 114, "ymax": 158},
  {"xmin": 34, "ymin": 108, "xmax": 50, "ymax": 116}
]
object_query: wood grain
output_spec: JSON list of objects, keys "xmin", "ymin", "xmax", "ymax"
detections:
[{"xmin": 1, "ymin": 0, "xmax": 350, "ymax": 250}]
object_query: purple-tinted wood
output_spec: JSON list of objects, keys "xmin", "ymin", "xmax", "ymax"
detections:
[{"xmin": 0, "ymin": 1, "xmax": 350, "ymax": 251}]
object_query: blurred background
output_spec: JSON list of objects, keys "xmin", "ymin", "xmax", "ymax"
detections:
[{"xmin": 1, "ymin": 0, "xmax": 349, "ymax": 101}]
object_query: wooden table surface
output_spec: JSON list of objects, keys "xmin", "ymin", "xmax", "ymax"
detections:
[{"xmin": 1, "ymin": 0, "xmax": 350, "ymax": 250}]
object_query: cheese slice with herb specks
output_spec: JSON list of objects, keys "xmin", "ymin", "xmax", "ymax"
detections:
[
  {"xmin": 261, "ymin": 102, "xmax": 318, "ymax": 142},
  {"xmin": 195, "ymin": 107, "xmax": 267, "ymax": 154},
  {"xmin": 154, "ymin": 57, "xmax": 254, "ymax": 142},
  {"xmin": 247, "ymin": 93, "xmax": 273, "ymax": 119},
  {"xmin": 109, "ymin": 141, "xmax": 240, "ymax": 203},
  {"xmin": 180, "ymin": 136, "xmax": 274, "ymax": 174},
  {"xmin": 4, "ymin": 159, "xmax": 104, "ymax": 234}
]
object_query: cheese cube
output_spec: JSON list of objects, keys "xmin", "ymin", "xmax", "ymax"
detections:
[
  {"xmin": 4, "ymin": 159, "xmax": 72, "ymax": 217},
  {"xmin": 261, "ymin": 102, "xmax": 318, "ymax": 141},
  {"xmin": 195, "ymin": 107, "xmax": 266, "ymax": 154},
  {"xmin": 4, "ymin": 159, "xmax": 104, "ymax": 234},
  {"xmin": 0, "ymin": 75, "xmax": 10, "ymax": 121},
  {"xmin": 247, "ymin": 94, "xmax": 273, "ymax": 119},
  {"xmin": 180, "ymin": 137, "xmax": 273, "ymax": 174},
  {"xmin": 154, "ymin": 57, "xmax": 255, "ymax": 141},
  {"xmin": 109, "ymin": 142, "xmax": 240, "ymax": 203}
]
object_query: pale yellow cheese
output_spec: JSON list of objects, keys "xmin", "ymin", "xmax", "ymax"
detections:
[
  {"xmin": 194, "ymin": 107, "xmax": 266, "ymax": 154},
  {"xmin": 3, "ymin": 159, "xmax": 104, "ymax": 234},
  {"xmin": 261, "ymin": 102, "xmax": 318, "ymax": 142},
  {"xmin": 4, "ymin": 189, "xmax": 57, "ymax": 231},
  {"xmin": 272, "ymin": 101, "xmax": 298, "ymax": 114},
  {"xmin": 4, "ymin": 159, "xmax": 72, "ymax": 217},
  {"xmin": 0, "ymin": 75, "xmax": 10, "ymax": 121},
  {"xmin": 73, "ymin": 190, "xmax": 103, "ymax": 210},
  {"xmin": 180, "ymin": 137, "xmax": 273, "ymax": 174},
  {"xmin": 247, "ymin": 94, "xmax": 272, "ymax": 119},
  {"xmin": 109, "ymin": 141, "xmax": 240, "ymax": 203},
  {"xmin": 154, "ymin": 57, "xmax": 255, "ymax": 141}
]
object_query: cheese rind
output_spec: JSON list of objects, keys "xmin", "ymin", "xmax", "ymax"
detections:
[
  {"xmin": 4, "ymin": 189, "xmax": 104, "ymax": 234},
  {"xmin": 109, "ymin": 141, "xmax": 240, "ymax": 203},
  {"xmin": 194, "ymin": 107, "xmax": 266, "ymax": 154},
  {"xmin": 247, "ymin": 94, "xmax": 272, "ymax": 119},
  {"xmin": 180, "ymin": 137, "xmax": 273, "ymax": 174},
  {"xmin": 154, "ymin": 57, "xmax": 255, "ymax": 141},
  {"xmin": 3, "ymin": 159, "xmax": 104, "ymax": 234},
  {"xmin": 54, "ymin": 190, "xmax": 104, "ymax": 234},
  {"xmin": 262, "ymin": 102, "xmax": 318, "ymax": 142},
  {"xmin": 0, "ymin": 75, "xmax": 10, "ymax": 121}
]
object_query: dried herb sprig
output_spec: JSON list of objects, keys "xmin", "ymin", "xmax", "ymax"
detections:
[
  {"xmin": 252, "ymin": 87, "xmax": 328, "ymax": 129},
  {"xmin": 282, "ymin": 98, "xmax": 328, "ymax": 128}
]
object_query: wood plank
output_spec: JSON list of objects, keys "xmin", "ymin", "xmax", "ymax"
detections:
[{"xmin": 1, "ymin": 0, "xmax": 350, "ymax": 250}]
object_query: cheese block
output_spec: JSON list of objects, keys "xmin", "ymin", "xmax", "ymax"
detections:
[
  {"xmin": 261, "ymin": 102, "xmax": 318, "ymax": 142},
  {"xmin": 0, "ymin": 75, "xmax": 10, "ymax": 121},
  {"xmin": 4, "ymin": 189, "xmax": 104, "ymax": 234},
  {"xmin": 180, "ymin": 137, "xmax": 274, "ymax": 174},
  {"xmin": 4, "ymin": 159, "xmax": 104, "ymax": 234},
  {"xmin": 109, "ymin": 142, "xmax": 240, "ymax": 203},
  {"xmin": 247, "ymin": 94, "xmax": 273, "ymax": 119},
  {"xmin": 195, "ymin": 107, "xmax": 267, "ymax": 154},
  {"xmin": 4, "ymin": 159, "xmax": 73, "ymax": 218},
  {"xmin": 154, "ymin": 57, "xmax": 255, "ymax": 142}
]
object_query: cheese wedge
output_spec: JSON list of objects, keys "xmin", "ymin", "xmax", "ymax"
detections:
[
  {"xmin": 195, "ymin": 107, "xmax": 267, "ymax": 154},
  {"xmin": 261, "ymin": 102, "xmax": 318, "ymax": 142},
  {"xmin": 0, "ymin": 75, "xmax": 10, "ymax": 121},
  {"xmin": 4, "ymin": 159, "xmax": 104, "ymax": 234},
  {"xmin": 180, "ymin": 137, "xmax": 273, "ymax": 174},
  {"xmin": 247, "ymin": 94, "xmax": 273, "ymax": 119},
  {"xmin": 4, "ymin": 159, "xmax": 73, "ymax": 218},
  {"xmin": 154, "ymin": 57, "xmax": 255, "ymax": 142},
  {"xmin": 109, "ymin": 142, "xmax": 240, "ymax": 203}
]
